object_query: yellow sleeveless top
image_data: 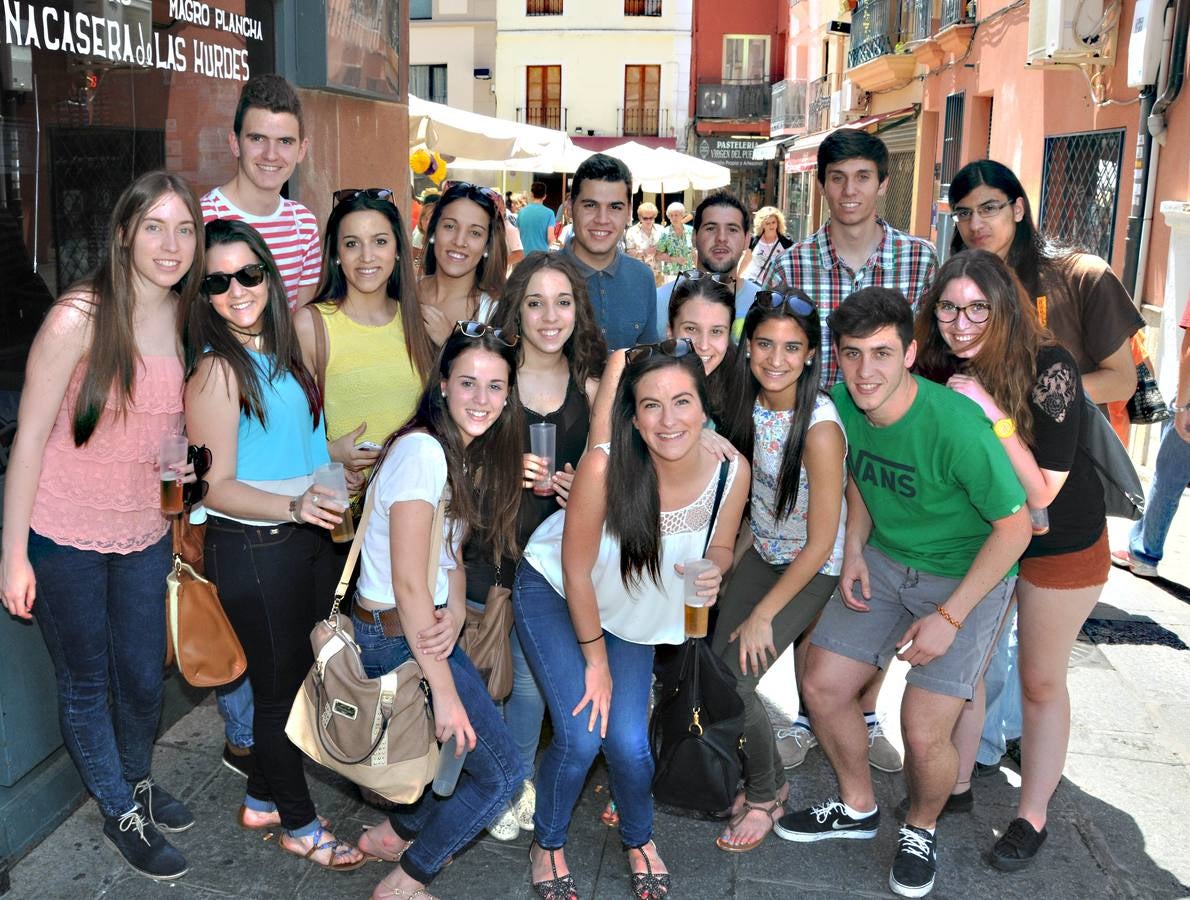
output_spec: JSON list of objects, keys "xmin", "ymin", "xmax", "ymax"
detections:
[{"xmin": 318, "ymin": 303, "xmax": 423, "ymax": 445}]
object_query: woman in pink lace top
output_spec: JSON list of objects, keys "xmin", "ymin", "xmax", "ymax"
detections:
[{"xmin": 0, "ymin": 172, "xmax": 203, "ymax": 883}]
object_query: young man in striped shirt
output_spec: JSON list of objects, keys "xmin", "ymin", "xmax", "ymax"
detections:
[{"xmin": 201, "ymin": 74, "xmax": 321, "ymax": 311}]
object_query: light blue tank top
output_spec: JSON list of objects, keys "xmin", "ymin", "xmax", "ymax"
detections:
[{"xmin": 236, "ymin": 350, "xmax": 330, "ymax": 481}]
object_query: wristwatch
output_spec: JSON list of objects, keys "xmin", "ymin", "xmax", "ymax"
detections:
[{"xmin": 992, "ymin": 417, "xmax": 1016, "ymax": 439}]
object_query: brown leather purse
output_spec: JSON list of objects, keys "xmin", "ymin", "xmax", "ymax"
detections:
[{"xmin": 459, "ymin": 565, "xmax": 514, "ymax": 701}]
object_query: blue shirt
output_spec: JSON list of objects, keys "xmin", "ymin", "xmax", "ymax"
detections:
[
  {"xmin": 236, "ymin": 350, "xmax": 330, "ymax": 481},
  {"xmin": 559, "ymin": 243, "xmax": 658, "ymax": 350},
  {"xmin": 656, "ymin": 276, "xmax": 760, "ymax": 340},
  {"xmin": 517, "ymin": 202, "xmax": 556, "ymax": 254}
]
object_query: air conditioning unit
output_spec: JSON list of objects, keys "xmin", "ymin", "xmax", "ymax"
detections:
[
  {"xmin": 1026, "ymin": 0, "xmax": 1117, "ymax": 66},
  {"xmin": 829, "ymin": 79, "xmax": 862, "ymax": 127}
]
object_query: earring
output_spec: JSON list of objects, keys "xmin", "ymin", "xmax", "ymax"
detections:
[
  {"xmin": 482, "ymin": 251, "xmax": 489, "ymax": 259},
  {"xmin": 428, "ymin": 235, "xmax": 435, "ymax": 243},
  {"xmin": 805, "ymin": 359, "xmax": 812, "ymax": 366},
  {"xmin": 440, "ymin": 390, "xmax": 446, "ymax": 398}
]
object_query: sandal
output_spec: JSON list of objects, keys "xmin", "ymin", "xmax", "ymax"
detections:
[
  {"xmin": 599, "ymin": 800, "xmax": 619, "ymax": 827},
  {"xmin": 625, "ymin": 841, "xmax": 670, "ymax": 899},
  {"xmin": 531, "ymin": 842, "xmax": 578, "ymax": 900},
  {"xmin": 358, "ymin": 822, "xmax": 410, "ymax": 863},
  {"xmin": 274, "ymin": 825, "xmax": 366, "ymax": 872},
  {"xmin": 238, "ymin": 806, "xmax": 329, "ymax": 832},
  {"xmin": 372, "ymin": 871, "xmax": 438, "ymax": 900},
  {"xmin": 714, "ymin": 800, "xmax": 782, "ymax": 853}
]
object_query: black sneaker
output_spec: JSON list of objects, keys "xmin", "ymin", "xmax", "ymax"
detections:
[
  {"xmin": 973, "ymin": 760, "xmax": 1001, "ymax": 777},
  {"xmin": 990, "ymin": 817, "xmax": 1047, "ymax": 871},
  {"xmin": 222, "ymin": 741, "xmax": 254, "ymax": 779},
  {"xmin": 103, "ymin": 808, "xmax": 189, "ymax": 881},
  {"xmin": 889, "ymin": 824, "xmax": 937, "ymax": 897},
  {"xmin": 773, "ymin": 798, "xmax": 880, "ymax": 842},
  {"xmin": 895, "ymin": 788, "xmax": 973, "ymax": 821},
  {"xmin": 132, "ymin": 777, "xmax": 194, "ymax": 834}
]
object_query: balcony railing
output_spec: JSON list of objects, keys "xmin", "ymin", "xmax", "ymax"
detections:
[
  {"xmin": 696, "ymin": 80, "xmax": 772, "ymax": 120},
  {"xmin": 624, "ymin": 0, "xmax": 662, "ymax": 15},
  {"xmin": 941, "ymin": 0, "xmax": 975, "ymax": 26},
  {"xmin": 847, "ymin": 0, "xmax": 909, "ymax": 69},
  {"xmin": 618, "ymin": 107, "xmax": 673, "ymax": 137},
  {"xmin": 517, "ymin": 106, "xmax": 567, "ymax": 130},
  {"xmin": 807, "ymin": 74, "xmax": 834, "ymax": 133},
  {"xmin": 906, "ymin": 0, "xmax": 935, "ymax": 41},
  {"xmin": 771, "ymin": 80, "xmax": 808, "ymax": 132},
  {"xmin": 526, "ymin": 0, "xmax": 563, "ymax": 15}
]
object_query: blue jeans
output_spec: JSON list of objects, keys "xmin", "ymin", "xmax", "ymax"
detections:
[
  {"xmin": 215, "ymin": 677, "xmax": 254, "ymax": 748},
  {"xmin": 28, "ymin": 529, "xmax": 171, "ymax": 820},
  {"xmin": 355, "ymin": 611, "xmax": 518, "ymax": 886},
  {"xmin": 978, "ymin": 610, "xmax": 1022, "ymax": 766},
  {"xmin": 513, "ymin": 562, "xmax": 657, "ymax": 850},
  {"xmin": 1129, "ymin": 415, "xmax": 1190, "ymax": 567},
  {"xmin": 502, "ymin": 614, "xmax": 546, "ymax": 779}
]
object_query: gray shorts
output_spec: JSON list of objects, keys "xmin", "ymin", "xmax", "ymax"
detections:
[{"xmin": 810, "ymin": 545, "xmax": 1014, "ymax": 700}]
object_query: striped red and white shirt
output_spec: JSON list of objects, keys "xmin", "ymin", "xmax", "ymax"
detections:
[{"xmin": 201, "ymin": 188, "xmax": 322, "ymax": 310}]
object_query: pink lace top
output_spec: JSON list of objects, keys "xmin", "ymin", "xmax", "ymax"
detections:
[{"xmin": 30, "ymin": 355, "xmax": 184, "ymax": 553}]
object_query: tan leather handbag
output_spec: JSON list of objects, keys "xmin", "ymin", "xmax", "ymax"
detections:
[{"xmin": 459, "ymin": 567, "xmax": 514, "ymax": 701}]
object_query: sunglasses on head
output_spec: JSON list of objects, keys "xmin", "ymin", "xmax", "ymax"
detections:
[
  {"xmin": 752, "ymin": 290, "xmax": 814, "ymax": 318},
  {"xmin": 624, "ymin": 338, "xmax": 697, "ymax": 365},
  {"xmin": 443, "ymin": 181, "xmax": 502, "ymax": 207},
  {"xmin": 332, "ymin": 187, "xmax": 395, "ymax": 206},
  {"xmin": 202, "ymin": 263, "xmax": 266, "ymax": 296},
  {"xmin": 454, "ymin": 319, "xmax": 519, "ymax": 348}
]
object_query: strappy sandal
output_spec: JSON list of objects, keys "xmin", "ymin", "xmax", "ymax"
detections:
[
  {"xmin": 625, "ymin": 841, "xmax": 670, "ymax": 899},
  {"xmin": 237, "ymin": 806, "xmax": 330, "ymax": 832},
  {"xmin": 600, "ymin": 800, "xmax": 619, "ymax": 827},
  {"xmin": 714, "ymin": 800, "xmax": 782, "ymax": 853},
  {"xmin": 273, "ymin": 825, "xmax": 366, "ymax": 872},
  {"xmin": 371, "ymin": 871, "xmax": 439, "ymax": 900},
  {"xmin": 357, "ymin": 823, "xmax": 410, "ymax": 863},
  {"xmin": 531, "ymin": 841, "xmax": 578, "ymax": 900}
]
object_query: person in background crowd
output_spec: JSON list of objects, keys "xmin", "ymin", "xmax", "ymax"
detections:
[
  {"xmin": 201, "ymin": 74, "xmax": 320, "ymax": 311},
  {"xmin": 518, "ymin": 182, "xmax": 558, "ymax": 255},
  {"xmin": 411, "ymin": 189, "xmax": 441, "ymax": 274},
  {"xmin": 497, "ymin": 192, "xmax": 526, "ymax": 270},
  {"xmin": 1, "ymin": 171, "xmax": 201, "ymax": 882},
  {"xmin": 471, "ymin": 252, "xmax": 606, "ymax": 842},
  {"xmin": 775, "ymin": 287, "xmax": 1029, "ymax": 899},
  {"xmin": 517, "ymin": 342, "xmax": 749, "ymax": 900},
  {"xmin": 624, "ymin": 202, "xmax": 663, "ymax": 285},
  {"xmin": 654, "ymin": 202, "xmax": 695, "ymax": 280},
  {"xmin": 186, "ymin": 219, "xmax": 365, "ymax": 872},
  {"xmin": 418, "ymin": 181, "xmax": 509, "ymax": 346},
  {"xmin": 296, "ymin": 189, "xmax": 435, "ymax": 494},
  {"xmin": 740, "ymin": 206, "xmax": 794, "ymax": 285},
  {"xmin": 713, "ymin": 290, "xmax": 846, "ymax": 852},
  {"xmin": 354, "ymin": 324, "xmax": 522, "ymax": 900},
  {"xmin": 915, "ymin": 249, "xmax": 1108, "ymax": 872},
  {"xmin": 557, "ymin": 154, "xmax": 657, "ymax": 350}
]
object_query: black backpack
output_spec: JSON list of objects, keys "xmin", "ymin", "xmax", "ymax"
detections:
[{"xmin": 649, "ymin": 635, "xmax": 746, "ymax": 814}]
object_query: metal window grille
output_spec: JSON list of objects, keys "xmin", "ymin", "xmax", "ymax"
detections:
[
  {"xmin": 939, "ymin": 91, "xmax": 964, "ymax": 194},
  {"xmin": 877, "ymin": 150, "xmax": 916, "ymax": 232},
  {"xmin": 784, "ymin": 170, "xmax": 814, "ymax": 242},
  {"xmin": 1039, "ymin": 128, "xmax": 1125, "ymax": 262}
]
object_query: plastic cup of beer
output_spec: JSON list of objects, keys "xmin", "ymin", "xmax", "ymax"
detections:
[
  {"xmin": 313, "ymin": 463, "xmax": 354, "ymax": 542},
  {"xmin": 529, "ymin": 423, "xmax": 556, "ymax": 497},
  {"xmin": 683, "ymin": 558, "xmax": 715, "ymax": 639},
  {"xmin": 159, "ymin": 434, "xmax": 188, "ymax": 515}
]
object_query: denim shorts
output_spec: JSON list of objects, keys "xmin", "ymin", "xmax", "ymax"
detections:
[{"xmin": 811, "ymin": 545, "xmax": 1014, "ymax": 700}]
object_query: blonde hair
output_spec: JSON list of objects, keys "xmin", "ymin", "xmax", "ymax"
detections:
[
  {"xmin": 636, "ymin": 201, "xmax": 658, "ymax": 219},
  {"xmin": 752, "ymin": 206, "xmax": 786, "ymax": 238}
]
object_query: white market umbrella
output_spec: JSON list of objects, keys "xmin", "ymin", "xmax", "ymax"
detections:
[
  {"xmin": 446, "ymin": 141, "xmax": 593, "ymax": 174},
  {"xmin": 408, "ymin": 95, "xmax": 571, "ymax": 161},
  {"xmin": 603, "ymin": 141, "xmax": 731, "ymax": 193}
]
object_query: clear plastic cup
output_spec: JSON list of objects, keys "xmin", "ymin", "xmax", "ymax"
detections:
[
  {"xmin": 432, "ymin": 735, "xmax": 468, "ymax": 796},
  {"xmin": 1028, "ymin": 506, "xmax": 1050, "ymax": 536},
  {"xmin": 159, "ymin": 434, "xmax": 188, "ymax": 515},
  {"xmin": 683, "ymin": 558, "xmax": 715, "ymax": 638},
  {"xmin": 313, "ymin": 462, "xmax": 354, "ymax": 542},
  {"xmin": 529, "ymin": 423, "xmax": 556, "ymax": 496}
]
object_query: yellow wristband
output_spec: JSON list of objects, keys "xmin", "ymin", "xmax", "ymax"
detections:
[
  {"xmin": 992, "ymin": 417, "xmax": 1016, "ymax": 439},
  {"xmin": 936, "ymin": 605, "xmax": 962, "ymax": 630}
]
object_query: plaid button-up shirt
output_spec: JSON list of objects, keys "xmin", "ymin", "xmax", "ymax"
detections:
[{"xmin": 763, "ymin": 219, "xmax": 938, "ymax": 386}]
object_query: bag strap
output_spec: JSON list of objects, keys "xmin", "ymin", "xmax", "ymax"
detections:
[
  {"xmin": 427, "ymin": 495, "xmax": 446, "ymax": 598},
  {"xmin": 330, "ymin": 486, "xmax": 375, "ymax": 617},
  {"xmin": 700, "ymin": 460, "xmax": 730, "ymax": 558},
  {"xmin": 308, "ymin": 303, "xmax": 328, "ymax": 403}
]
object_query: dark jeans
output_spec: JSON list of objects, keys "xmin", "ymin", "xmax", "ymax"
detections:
[
  {"xmin": 205, "ymin": 516, "xmax": 337, "ymax": 831},
  {"xmin": 354, "ymin": 612, "xmax": 519, "ymax": 886},
  {"xmin": 29, "ymin": 529, "xmax": 172, "ymax": 819},
  {"xmin": 513, "ymin": 562, "xmax": 657, "ymax": 850},
  {"xmin": 711, "ymin": 547, "xmax": 838, "ymax": 803}
]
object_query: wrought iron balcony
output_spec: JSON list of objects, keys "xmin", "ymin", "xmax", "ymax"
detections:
[
  {"xmin": 696, "ymin": 80, "xmax": 772, "ymax": 120},
  {"xmin": 807, "ymin": 74, "xmax": 835, "ymax": 134},
  {"xmin": 906, "ymin": 0, "xmax": 935, "ymax": 41},
  {"xmin": 516, "ymin": 106, "xmax": 567, "ymax": 130},
  {"xmin": 847, "ymin": 0, "xmax": 909, "ymax": 69},
  {"xmin": 941, "ymin": 0, "xmax": 975, "ymax": 26},
  {"xmin": 771, "ymin": 80, "xmax": 808, "ymax": 133},
  {"xmin": 617, "ymin": 107, "xmax": 674, "ymax": 137}
]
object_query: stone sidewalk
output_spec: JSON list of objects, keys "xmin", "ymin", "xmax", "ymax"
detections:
[{"xmin": 7, "ymin": 517, "xmax": 1190, "ymax": 899}]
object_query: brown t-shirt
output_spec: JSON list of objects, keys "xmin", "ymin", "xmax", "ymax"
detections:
[{"xmin": 1035, "ymin": 253, "xmax": 1143, "ymax": 374}]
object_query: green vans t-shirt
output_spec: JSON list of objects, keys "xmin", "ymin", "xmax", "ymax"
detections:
[{"xmin": 830, "ymin": 376, "xmax": 1025, "ymax": 580}]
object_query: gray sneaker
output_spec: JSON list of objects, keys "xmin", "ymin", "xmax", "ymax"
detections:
[
  {"xmin": 868, "ymin": 719, "xmax": 903, "ymax": 773},
  {"xmin": 775, "ymin": 725, "xmax": 817, "ymax": 769}
]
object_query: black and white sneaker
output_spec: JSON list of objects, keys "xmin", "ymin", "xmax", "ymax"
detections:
[
  {"xmin": 990, "ymin": 817, "xmax": 1047, "ymax": 871},
  {"xmin": 132, "ymin": 777, "xmax": 195, "ymax": 833},
  {"xmin": 103, "ymin": 808, "xmax": 189, "ymax": 881},
  {"xmin": 773, "ymin": 798, "xmax": 880, "ymax": 842},
  {"xmin": 889, "ymin": 825, "xmax": 937, "ymax": 897}
]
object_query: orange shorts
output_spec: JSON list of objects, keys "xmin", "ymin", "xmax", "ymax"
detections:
[{"xmin": 1018, "ymin": 528, "xmax": 1109, "ymax": 589}]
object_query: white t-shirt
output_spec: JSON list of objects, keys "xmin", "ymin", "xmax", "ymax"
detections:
[{"xmin": 358, "ymin": 432, "xmax": 458, "ymax": 608}]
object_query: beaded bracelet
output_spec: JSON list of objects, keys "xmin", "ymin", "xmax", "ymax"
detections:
[{"xmin": 936, "ymin": 605, "xmax": 962, "ymax": 630}]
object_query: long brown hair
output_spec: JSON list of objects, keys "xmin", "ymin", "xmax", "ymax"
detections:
[
  {"xmin": 71, "ymin": 171, "xmax": 204, "ymax": 445},
  {"xmin": 421, "ymin": 182, "xmax": 509, "ymax": 313},
  {"xmin": 914, "ymin": 249, "xmax": 1051, "ymax": 446}
]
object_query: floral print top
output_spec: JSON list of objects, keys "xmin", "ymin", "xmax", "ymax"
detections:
[{"xmin": 655, "ymin": 224, "xmax": 695, "ymax": 277}]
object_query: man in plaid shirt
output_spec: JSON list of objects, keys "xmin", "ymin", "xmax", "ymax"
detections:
[{"xmin": 764, "ymin": 129, "xmax": 938, "ymax": 387}]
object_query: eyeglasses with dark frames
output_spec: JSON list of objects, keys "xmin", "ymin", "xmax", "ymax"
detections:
[
  {"xmin": 934, "ymin": 301, "xmax": 992, "ymax": 324},
  {"xmin": 453, "ymin": 319, "xmax": 520, "ymax": 348},
  {"xmin": 332, "ymin": 188, "xmax": 395, "ymax": 206},
  {"xmin": 951, "ymin": 199, "xmax": 1013, "ymax": 224},
  {"xmin": 202, "ymin": 263, "xmax": 266, "ymax": 295},
  {"xmin": 624, "ymin": 338, "xmax": 697, "ymax": 365},
  {"xmin": 752, "ymin": 289, "xmax": 814, "ymax": 318}
]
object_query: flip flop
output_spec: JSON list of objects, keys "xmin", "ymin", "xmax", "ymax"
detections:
[
  {"xmin": 715, "ymin": 801, "xmax": 782, "ymax": 853},
  {"xmin": 273, "ymin": 825, "xmax": 366, "ymax": 872}
]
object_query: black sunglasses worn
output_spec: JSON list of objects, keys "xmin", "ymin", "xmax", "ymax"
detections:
[
  {"xmin": 752, "ymin": 289, "xmax": 815, "ymax": 318},
  {"xmin": 624, "ymin": 337, "xmax": 697, "ymax": 365},
  {"xmin": 332, "ymin": 188, "xmax": 395, "ymax": 206},
  {"xmin": 202, "ymin": 264, "xmax": 266, "ymax": 296},
  {"xmin": 454, "ymin": 319, "xmax": 519, "ymax": 348}
]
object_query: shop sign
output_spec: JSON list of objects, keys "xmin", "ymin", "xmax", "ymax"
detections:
[
  {"xmin": 697, "ymin": 136, "xmax": 766, "ymax": 169},
  {"xmin": 3, "ymin": 0, "xmax": 261, "ymax": 82}
]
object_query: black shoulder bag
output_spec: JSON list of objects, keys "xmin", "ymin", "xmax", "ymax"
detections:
[{"xmin": 649, "ymin": 461, "xmax": 747, "ymax": 815}]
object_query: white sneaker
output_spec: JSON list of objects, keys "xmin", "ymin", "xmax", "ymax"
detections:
[
  {"xmin": 486, "ymin": 804, "xmax": 520, "ymax": 841},
  {"xmin": 775, "ymin": 725, "xmax": 817, "ymax": 769},
  {"xmin": 1111, "ymin": 549, "xmax": 1159, "ymax": 578},
  {"xmin": 868, "ymin": 719, "xmax": 903, "ymax": 773},
  {"xmin": 514, "ymin": 780, "xmax": 536, "ymax": 831}
]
